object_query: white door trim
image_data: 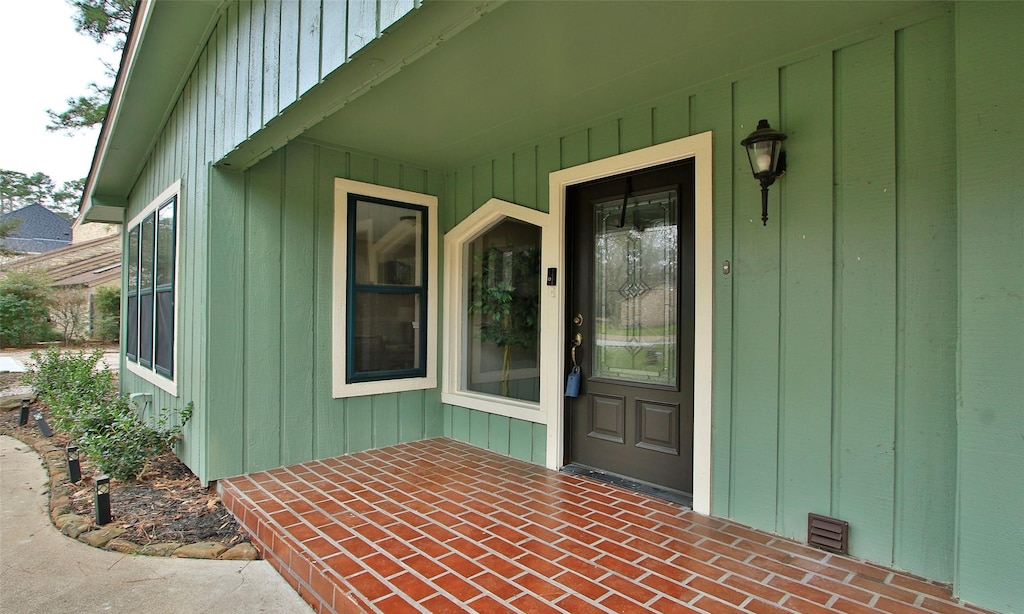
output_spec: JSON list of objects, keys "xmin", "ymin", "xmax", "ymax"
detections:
[{"xmin": 545, "ymin": 132, "xmax": 714, "ymax": 514}]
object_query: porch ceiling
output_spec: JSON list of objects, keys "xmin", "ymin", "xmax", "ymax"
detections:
[{"xmin": 303, "ymin": 0, "xmax": 941, "ymax": 171}]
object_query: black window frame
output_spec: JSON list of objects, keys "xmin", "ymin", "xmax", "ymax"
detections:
[
  {"xmin": 345, "ymin": 193, "xmax": 428, "ymax": 384},
  {"xmin": 126, "ymin": 194, "xmax": 176, "ymax": 380}
]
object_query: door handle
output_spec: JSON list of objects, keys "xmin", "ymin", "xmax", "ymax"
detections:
[{"xmin": 570, "ymin": 332, "xmax": 583, "ymax": 367}]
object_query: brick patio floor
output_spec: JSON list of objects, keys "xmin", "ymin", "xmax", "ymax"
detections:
[{"xmin": 218, "ymin": 438, "xmax": 991, "ymax": 614}]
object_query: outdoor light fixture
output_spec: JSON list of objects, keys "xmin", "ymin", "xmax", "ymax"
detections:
[
  {"xmin": 740, "ymin": 119, "xmax": 787, "ymax": 225},
  {"xmin": 95, "ymin": 475, "xmax": 112, "ymax": 525},
  {"xmin": 33, "ymin": 409, "xmax": 53, "ymax": 437},
  {"xmin": 66, "ymin": 444, "xmax": 82, "ymax": 483},
  {"xmin": 19, "ymin": 399, "xmax": 30, "ymax": 426}
]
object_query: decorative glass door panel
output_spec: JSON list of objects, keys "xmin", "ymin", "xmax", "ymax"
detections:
[{"xmin": 592, "ymin": 191, "xmax": 678, "ymax": 387}]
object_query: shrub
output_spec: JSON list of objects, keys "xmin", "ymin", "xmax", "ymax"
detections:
[
  {"xmin": 29, "ymin": 347, "xmax": 114, "ymax": 436},
  {"xmin": 93, "ymin": 286, "xmax": 120, "ymax": 342},
  {"xmin": 0, "ymin": 271, "xmax": 53, "ymax": 347},
  {"xmin": 78, "ymin": 399, "xmax": 193, "ymax": 481},
  {"xmin": 29, "ymin": 347, "xmax": 193, "ymax": 480}
]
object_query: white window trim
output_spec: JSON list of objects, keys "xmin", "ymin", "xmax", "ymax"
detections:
[
  {"xmin": 332, "ymin": 178, "xmax": 438, "ymax": 398},
  {"xmin": 546, "ymin": 132, "xmax": 715, "ymax": 515},
  {"xmin": 124, "ymin": 179, "xmax": 181, "ymax": 397},
  {"xmin": 442, "ymin": 198, "xmax": 557, "ymax": 424}
]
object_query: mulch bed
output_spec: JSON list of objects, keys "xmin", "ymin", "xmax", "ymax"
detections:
[{"xmin": 0, "ymin": 374, "xmax": 251, "ymax": 548}]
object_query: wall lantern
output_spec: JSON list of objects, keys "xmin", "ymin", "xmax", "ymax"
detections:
[{"xmin": 740, "ymin": 119, "xmax": 787, "ymax": 225}]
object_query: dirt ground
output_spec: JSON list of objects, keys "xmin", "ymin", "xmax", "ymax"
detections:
[{"xmin": 0, "ymin": 368, "xmax": 251, "ymax": 549}]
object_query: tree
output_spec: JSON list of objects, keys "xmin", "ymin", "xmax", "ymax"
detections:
[
  {"xmin": 50, "ymin": 286, "xmax": 91, "ymax": 345},
  {"xmin": 46, "ymin": 82, "xmax": 112, "ymax": 133},
  {"xmin": 0, "ymin": 218, "xmax": 23, "ymax": 258},
  {"xmin": 69, "ymin": 0, "xmax": 134, "ymax": 49},
  {"xmin": 52, "ymin": 179, "xmax": 87, "ymax": 219},
  {"xmin": 0, "ymin": 169, "xmax": 82, "ymax": 219},
  {"xmin": 0, "ymin": 170, "xmax": 31, "ymax": 214},
  {"xmin": 0, "ymin": 272, "xmax": 54, "ymax": 347},
  {"xmin": 468, "ymin": 245, "xmax": 540, "ymax": 397},
  {"xmin": 46, "ymin": 0, "xmax": 134, "ymax": 134}
]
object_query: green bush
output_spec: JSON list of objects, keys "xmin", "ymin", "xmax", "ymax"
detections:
[
  {"xmin": 79, "ymin": 398, "xmax": 193, "ymax": 481},
  {"xmin": 30, "ymin": 347, "xmax": 114, "ymax": 436},
  {"xmin": 0, "ymin": 272, "xmax": 53, "ymax": 347},
  {"xmin": 29, "ymin": 347, "xmax": 193, "ymax": 480},
  {"xmin": 93, "ymin": 286, "xmax": 120, "ymax": 342}
]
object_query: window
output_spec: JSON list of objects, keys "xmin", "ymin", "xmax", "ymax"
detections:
[
  {"xmin": 125, "ymin": 181, "xmax": 179, "ymax": 394},
  {"xmin": 442, "ymin": 198, "xmax": 557, "ymax": 424},
  {"xmin": 466, "ymin": 219, "xmax": 541, "ymax": 401},
  {"xmin": 333, "ymin": 179, "xmax": 437, "ymax": 398}
]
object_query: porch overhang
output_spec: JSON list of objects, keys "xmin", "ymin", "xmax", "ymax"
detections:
[{"xmin": 300, "ymin": 0, "xmax": 947, "ymax": 171}]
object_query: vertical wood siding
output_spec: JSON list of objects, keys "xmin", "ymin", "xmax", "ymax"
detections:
[
  {"xmin": 205, "ymin": 140, "xmax": 446, "ymax": 480},
  {"xmin": 208, "ymin": 0, "xmax": 419, "ymax": 162},
  {"xmin": 119, "ymin": 0, "xmax": 421, "ymax": 483},
  {"xmin": 440, "ymin": 13, "xmax": 958, "ymax": 582},
  {"xmin": 954, "ymin": 3, "xmax": 1024, "ymax": 610}
]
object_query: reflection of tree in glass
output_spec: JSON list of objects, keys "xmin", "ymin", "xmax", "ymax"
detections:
[
  {"xmin": 156, "ymin": 202, "xmax": 175, "ymax": 286},
  {"xmin": 469, "ymin": 244, "xmax": 540, "ymax": 397},
  {"xmin": 140, "ymin": 216, "xmax": 155, "ymax": 289}
]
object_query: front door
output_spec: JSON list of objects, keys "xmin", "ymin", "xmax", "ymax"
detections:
[{"xmin": 566, "ymin": 160, "xmax": 695, "ymax": 495}]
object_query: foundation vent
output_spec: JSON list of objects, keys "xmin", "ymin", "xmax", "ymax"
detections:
[{"xmin": 807, "ymin": 513, "xmax": 849, "ymax": 554}]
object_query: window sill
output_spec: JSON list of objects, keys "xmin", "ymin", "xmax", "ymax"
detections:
[
  {"xmin": 125, "ymin": 360, "xmax": 178, "ymax": 397},
  {"xmin": 441, "ymin": 390, "xmax": 546, "ymax": 425}
]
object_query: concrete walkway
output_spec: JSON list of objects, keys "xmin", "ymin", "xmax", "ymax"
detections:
[{"xmin": 0, "ymin": 435, "xmax": 312, "ymax": 614}]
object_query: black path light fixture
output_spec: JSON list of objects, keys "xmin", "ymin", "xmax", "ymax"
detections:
[
  {"xmin": 66, "ymin": 443, "xmax": 82, "ymax": 483},
  {"xmin": 741, "ymin": 119, "xmax": 787, "ymax": 225},
  {"xmin": 95, "ymin": 475, "xmax": 112, "ymax": 525}
]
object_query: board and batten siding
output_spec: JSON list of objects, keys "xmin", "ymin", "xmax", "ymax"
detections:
[
  {"xmin": 953, "ymin": 3, "xmax": 1024, "ymax": 610},
  {"xmin": 213, "ymin": 0, "xmax": 417, "ymax": 163},
  {"xmin": 206, "ymin": 141, "xmax": 446, "ymax": 482},
  {"xmin": 440, "ymin": 12, "xmax": 958, "ymax": 583},
  {"xmin": 120, "ymin": 0, "xmax": 420, "ymax": 482}
]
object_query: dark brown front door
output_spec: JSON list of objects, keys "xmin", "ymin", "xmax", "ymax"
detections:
[{"xmin": 566, "ymin": 160, "xmax": 695, "ymax": 495}]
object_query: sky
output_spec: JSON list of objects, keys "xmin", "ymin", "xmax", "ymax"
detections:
[{"xmin": 0, "ymin": 0, "xmax": 121, "ymax": 187}]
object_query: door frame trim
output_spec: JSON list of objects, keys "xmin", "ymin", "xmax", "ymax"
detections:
[{"xmin": 545, "ymin": 132, "xmax": 714, "ymax": 514}]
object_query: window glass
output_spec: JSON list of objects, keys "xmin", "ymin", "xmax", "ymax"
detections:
[
  {"xmin": 138, "ymin": 214, "xmax": 155, "ymax": 366},
  {"xmin": 156, "ymin": 199, "xmax": 175, "ymax": 287},
  {"xmin": 127, "ymin": 226, "xmax": 139, "ymax": 293},
  {"xmin": 126, "ymin": 226, "xmax": 140, "ymax": 359},
  {"xmin": 347, "ymin": 195, "xmax": 426, "ymax": 383},
  {"xmin": 140, "ymin": 214, "xmax": 155, "ymax": 292},
  {"xmin": 466, "ymin": 220, "xmax": 541, "ymax": 401},
  {"xmin": 351, "ymin": 293, "xmax": 421, "ymax": 374},
  {"xmin": 351, "ymin": 199, "xmax": 422, "ymax": 286}
]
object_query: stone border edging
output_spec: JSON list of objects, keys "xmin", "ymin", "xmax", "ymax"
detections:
[{"xmin": 32, "ymin": 439, "xmax": 258, "ymax": 561}]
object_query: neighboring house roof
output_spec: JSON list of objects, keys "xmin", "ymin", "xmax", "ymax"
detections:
[
  {"xmin": 3, "ymin": 234, "xmax": 120, "ymax": 289},
  {"xmin": 0, "ymin": 204, "xmax": 72, "ymax": 254}
]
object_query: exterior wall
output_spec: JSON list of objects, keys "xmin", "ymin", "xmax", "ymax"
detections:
[
  {"xmin": 442, "ymin": 406, "xmax": 547, "ymax": 466},
  {"xmin": 205, "ymin": 140, "xmax": 445, "ymax": 483},
  {"xmin": 954, "ymin": 3, "xmax": 1024, "ymax": 611},
  {"xmin": 117, "ymin": 0, "xmax": 420, "ymax": 483},
  {"xmin": 210, "ymin": 0, "xmax": 416, "ymax": 162},
  {"xmin": 440, "ymin": 10, "xmax": 959, "ymax": 584},
  {"xmin": 119, "ymin": 50, "xmax": 213, "ymax": 479}
]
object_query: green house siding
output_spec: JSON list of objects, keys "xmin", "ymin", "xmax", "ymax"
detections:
[
  {"xmin": 106, "ymin": 2, "xmax": 1024, "ymax": 608},
  {"xmin": 205, "ymin": 141, "xmax": 445, "ymax": 481},
  {"xmin": 440, "ymin": 11, "xmax": 959, "ymax": 583},
  {"xmin": 954, "ymin": 3, "xmax": 1024, "ymax": 611}
]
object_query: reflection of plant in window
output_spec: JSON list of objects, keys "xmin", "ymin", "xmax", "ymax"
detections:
[{"xmin": 468, "ymin": 245, "xmax": 539, "ymax": 396}]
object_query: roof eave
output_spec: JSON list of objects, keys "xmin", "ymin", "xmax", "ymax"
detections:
[{"xmin": 80, "ymin": 0, "xmax": 223, "ymax": 223}]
